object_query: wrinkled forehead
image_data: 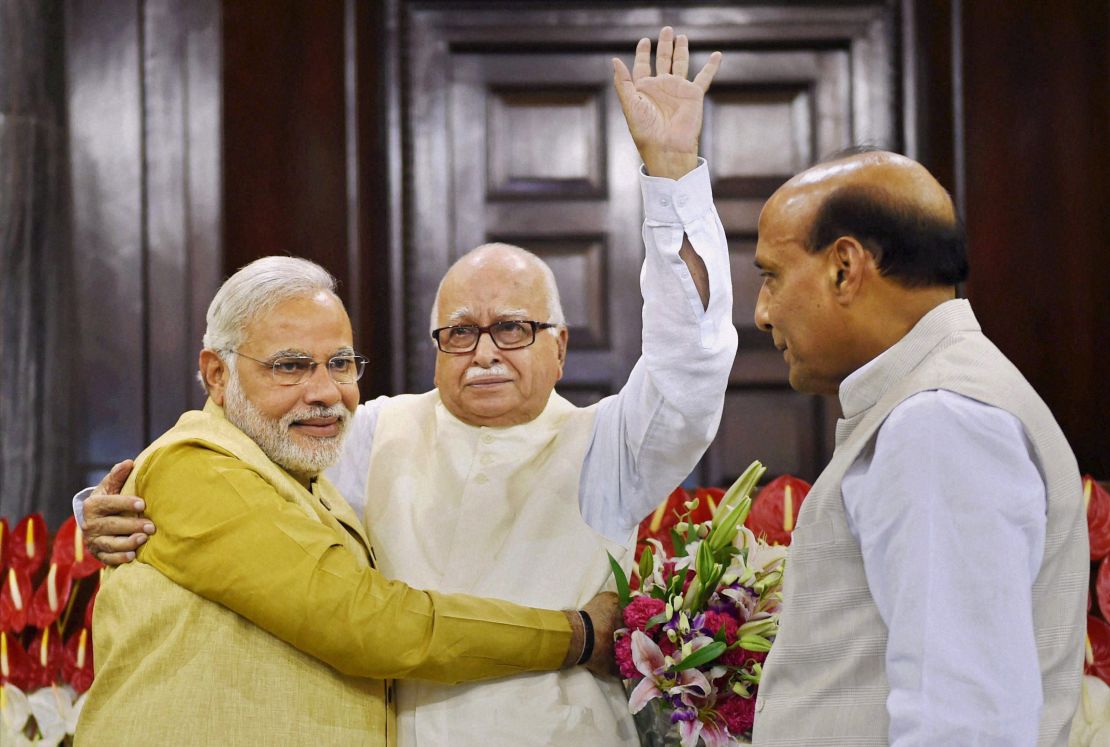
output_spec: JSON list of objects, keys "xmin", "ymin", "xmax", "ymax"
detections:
[{"xmin": 437, "ymin": 261, "xmax": 549, "ymax": 322}]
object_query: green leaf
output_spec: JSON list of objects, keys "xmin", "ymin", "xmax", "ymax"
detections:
[
  {"xmin": 607, "ymin": 551, "xmax": 631, "ymax": 607},
  {"xmin": 671, "ymin": 528, "xmax": 687, "ymax": 557},
  {"xmin": 671, "ymin": 641, "xmax": 727, "ymax": 671},
  {"xmin": 644, "ymin": 611, "xmax": 671, "ymax": 629},
  {"xmin": 638, "ymin": 546, "xmax": 654, "ymax": 584}
]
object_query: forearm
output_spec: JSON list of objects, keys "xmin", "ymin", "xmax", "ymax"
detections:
[{"xmin": 141, "ymin": 446, "xmax": 573, "ymax": 684}]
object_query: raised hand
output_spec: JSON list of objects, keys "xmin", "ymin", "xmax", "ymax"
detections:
[
  {"xmin": 83, "ymin": 459, "xmax": 156, "ymax": 565},
  {"xmin": 613, "ymin": 26, "xmax": 722, "ymax": 179}
]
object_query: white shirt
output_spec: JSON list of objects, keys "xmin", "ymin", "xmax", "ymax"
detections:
[
  {"xmin": 75, "ymin": 161, "xmax": 737, "ymax": 545},
  {"xmin": 841, "ymin": 351, "xmax": 1047, "ymax": 746},
  {"xmin": 327, "ymin": 160, "xmax": 736, "ymax": 543}
]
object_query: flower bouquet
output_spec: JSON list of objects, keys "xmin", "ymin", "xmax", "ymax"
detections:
[{"xmin": 609, "ymin": 461, "xmax": 787, "ymax": 746}]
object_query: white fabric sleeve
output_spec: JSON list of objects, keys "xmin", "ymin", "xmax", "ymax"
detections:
[
  {"xmin": 72, "ymin": 486, "xmax": 96, "ymax": 527},
  {"xmin": 843, "ymin": 390, "xmax": 1046, "ymax": 747},
  {"xmin": 580, "ymin": 160, "xmax": 738, "ymax": 542},
  {"xmin": 324, "ymin": 395, "xmax": 387, "ymax": 522}
]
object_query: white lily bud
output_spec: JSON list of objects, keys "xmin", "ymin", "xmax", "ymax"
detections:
[
  {"xmin": 672, "ymin": 594, "xmax": 684, "ymax": 612},
  {"xmin": 664, "ymin": 603, "xmax": 674, "ymax": 619},
  {"xmin": 681, "ymin": 641, "xmax": 693, "ymax": 658},
  {"xmin": 684, "ymin": 498, "xmax": 700, "ymax": 512},
  {"xmin": 675, "ymin": 522, "xmax": 689, "ymax": 533},
  {"xmin": 696, "ymin": 524, "xmax": 709, "ymax": 539},
  {"xmin": 678, "ymin": 612, "xmax": 690, "ymax": 635},
  {"xmin": 667, "ymin": 628, "xmax": 677, "ymax": 643}
]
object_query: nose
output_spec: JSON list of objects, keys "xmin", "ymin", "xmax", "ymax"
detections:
[
  {"xmin": 301, "ymin": 362, "xmax": 343, "ymax": 406},
  {"xmin": 754, "ymin": 284, "xmax": 772, "ymax": 333},
  {"xmin": 470, "ymin": 330, "xmax": 502, "ymax": 367}
]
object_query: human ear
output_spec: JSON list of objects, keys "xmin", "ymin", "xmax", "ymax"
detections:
[
  {"xmin": 199, "ymin": 349, "xmax": 229, "ymax": 405},
  {"xmin": 554, "ymin": 327, "xmax": 569, "ymax": 379},
  {"xmin": 830, "ymin": 237, "xmax": 867, "ymax": 303}
]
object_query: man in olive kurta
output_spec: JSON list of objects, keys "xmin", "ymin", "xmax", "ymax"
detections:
[{"xmin": 75, "ymin": 259, "xmax": 610, "ymax": 746}]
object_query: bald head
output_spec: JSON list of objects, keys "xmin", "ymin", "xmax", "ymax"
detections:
[
  {"xmin": 767, "ymin": 150, "xmax": 966, "ymax": 288},
  {"xmin": 430, "ymin": 243, "xmax": 565, "ymax": 336}
]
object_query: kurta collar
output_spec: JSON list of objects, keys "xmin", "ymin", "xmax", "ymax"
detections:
[
  {"xmin": 837, "ymin": 299, "xmax": 981, "ymax": 420},
  {"xmin": 432, "ymin": 389, "xmax": 571, "ymax": 441}
]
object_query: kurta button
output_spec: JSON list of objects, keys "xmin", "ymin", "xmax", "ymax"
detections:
[
  {"xmin": 660, "ymin": 197, "xmax": 670, "ymax": 206},
  {"xmin": 481, "ymin": 434, "xmax": 494, "ymax": 444},
  {"xmin": 475, "ymin": 474, "xmax": 489, "ymax": 485}
]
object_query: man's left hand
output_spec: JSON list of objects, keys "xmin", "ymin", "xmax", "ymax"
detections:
[{"xmin": 613, "ymin": 26, "xmax": 722, "ymax": 179}]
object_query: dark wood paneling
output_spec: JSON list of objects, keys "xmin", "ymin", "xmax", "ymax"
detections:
[
  {"xmin": 962, "ymin": 0, "xmax": 1110, "ymax": 476},
  {"xmin": 221, "ymin": 0, "xmax": 393, "ymax": 398},
  {"xmin": 0, "ymin": 0, "xmax": 72, "ymax": 524},
  {"xmin": 66, "ymin": 0, "xmax": 146, "ymax": 482}
]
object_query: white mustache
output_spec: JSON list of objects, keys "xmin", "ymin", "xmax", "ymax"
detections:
[
  {"xmin": 464, "ymin": 363, "xmax": 511, "ymax": 382},
  {"xmin": 281, "ymin": 403, "xmax": 350, "ymax": 429}
]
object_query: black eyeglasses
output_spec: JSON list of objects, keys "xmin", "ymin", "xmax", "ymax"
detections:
[
  {"xmin": 227, "ymin": 350, "xmax": 368, "ymax": 385},
  {"xmin": 430, "ymin": 320, "xmax": 558, "ymax": 354}
]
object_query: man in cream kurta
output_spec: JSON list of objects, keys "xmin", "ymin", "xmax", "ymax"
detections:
[{"xmin": 322, "ymin": 32, "xmax": 736, "ymax": 745}]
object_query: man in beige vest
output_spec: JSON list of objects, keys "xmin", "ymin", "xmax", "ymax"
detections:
[
  {"xmin": 78, "ymin": 28, "xmax": 737, "ymax": 745},
  {"xmin": 749, "ymin": 149, "xmax": 1087, "ymax": 745},
  {"xmin": 75, "ymin": 257, "xmax": 620, "ymax": 745}
]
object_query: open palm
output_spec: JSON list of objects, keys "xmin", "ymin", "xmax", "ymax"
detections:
[{"xmin": 613, "ymin": 28, "xmax": 722, "ymax": 174}]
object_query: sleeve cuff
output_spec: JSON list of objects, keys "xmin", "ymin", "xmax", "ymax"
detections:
[
  {"xmin": 639, "ymin": 158, "xmax": 713, "ymax": 225},
  {"xmin": 72, "ymin": 486, "xmax": 95, "ymax": 527}
]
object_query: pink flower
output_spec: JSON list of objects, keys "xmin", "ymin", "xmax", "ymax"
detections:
[
  {"xmin": 615, "ymin": 634, "xmax": 638, "ymax": 679},
  {"xmin": 721, "ymin": 646, "xmax": 767, "ymax": 668},
  {"xmin": 627, "ymin": 631, "xmax": 712, "ymax": 716},
  {"xmin": 623, "ymin": 596, "xmax": 666, "ymax": 631},
  {"xmin": 716, "ymin": 694, "xmax": 756, "ymax": 735},
  {"xmin": 698, "ymin": 610, "xmax": 738, "ymax": 644}
]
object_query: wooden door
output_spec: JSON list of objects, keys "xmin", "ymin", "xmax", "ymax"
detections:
[{"xmin": 400, "ymin": 4, "xmax": 900, "ymax": 485}]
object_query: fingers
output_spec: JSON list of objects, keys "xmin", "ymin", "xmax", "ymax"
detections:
[
  {"xmin": 612, "ymin": 57, "xmax": 633, "ymax": 107},
  {"xmin": 672, "ymin": 34, "xmax": 690, "ymax": 79},
  {"xmin": 89, "ymin": 531, "xmax": 147, "ymax": 555},
  {"xmin": 86, "ymin": 515, "xmax": 155, "ymax": 539},
  {"xmin": 654, "ymin": 26, "xmax": 674, "ymax": 76},
  {"xmin": 692, "ymin": 50, "xmax": 723, "ymax": 93},
  {"xmin": 97, "ymin": 550, "xmax": 141, "ymax": 567},
  {"xmin": 631, "ymin": 37, "xmax": 651, "ymax": 82},
  {"xmin": 97, "ymin": 459, "xmax": 135, "ymax": 495},
  {"xmin": 85, "ymin": 493, "xmax": 148, "ymax": 521}
]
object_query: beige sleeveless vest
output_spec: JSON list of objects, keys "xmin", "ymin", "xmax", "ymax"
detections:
[
  {"xmin": 364, "ymin": 391, "xmax": 639, "ymax": 746},
  {"xmin": 752, "ymin": 301, "xmax": 1087, "ymax": 746},
  {"xmin": 79, "ymin": 400, "xmax": 392, "ymax": 746}
]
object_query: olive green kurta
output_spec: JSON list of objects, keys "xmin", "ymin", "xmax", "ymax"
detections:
[{"xmin": 76, "ymin": 400, "xmax": 570, "ymax": 746}]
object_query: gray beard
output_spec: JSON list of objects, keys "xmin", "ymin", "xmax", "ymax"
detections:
[{"xmin": 222, "ymin": 372, "xmax": 350, "ymax": 477}]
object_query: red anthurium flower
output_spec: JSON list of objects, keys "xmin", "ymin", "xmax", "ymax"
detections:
[
  {"xmin": 692, "ymin": 488, "xmax": 724, "ymax": 524},
  {"xmin": 9, "ymin": 514, "xmax": 47, "ymax": 576},
  {"xmin": 0, "ymin": 568, "xmax": 33, "ymax": 632},
  {"xmin": 1086, "ymin": 476, "xmax": 1110, "ymax": 562},
  {"xmin": 27, "ymin": 562, "xmax": 73, "ymax": 629},
  {"xmin": 62, "ymin": 626, "xmax": 94, "ymax": 693},
  {"xmin": 0, "ymin": 518, "xmax": 9, "ymax": 575},
  {"xmin": 27, "ymin": 625, "xmax": 64, "ymax": 689},
  {"xmin": 745, "ymin": 475, "xmax": 812, "ymax": 546},
  {"xmin": 0, "ymin": 630, "xmax": 44, "ymax": 691},
  {"xmin": 52, "ymin": 516, "xmax": 103, "ymax": 580},
  {"xmin": 638, "ymin": 487, "xmax": 692, "ymax": 557},
  {"xmin": 1086, "ymin": 615, "xmax": 1110, "ymax": 685}
]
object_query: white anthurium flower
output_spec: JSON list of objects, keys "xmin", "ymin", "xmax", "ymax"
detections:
[
  {"xmin": 673, "ymin": 539, "xmax": 702, "ymax": 572},
  {"xmin": 1, "ymin": 683, "xmax": 33, "ymax": 747},
  {"xmin": 27, "ymin": 684, "xmax": 79, "ymax": 747},
  {"xmin": 1070, "ymin": 675, "xmax": 1110, "ymax": 747}
]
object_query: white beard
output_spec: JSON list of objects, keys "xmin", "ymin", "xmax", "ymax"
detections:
[{"xmin": 222, "ymin": 372, "xmax": 350, "ymax": 477}]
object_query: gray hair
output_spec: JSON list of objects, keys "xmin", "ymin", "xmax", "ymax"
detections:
[
  {"xmin": 428, "ymin": 243, "xmax": 566, "ymax": 339},
  {"xmin": 202, "ymin": 256, "xmax": 339, "ymax": 378}
]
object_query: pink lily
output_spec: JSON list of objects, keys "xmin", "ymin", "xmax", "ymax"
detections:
[
  {"xmin": 627, "ymin": 630, "xmax": 712, "ymax": 714},
  {"xmin": 678, "ymin": 712, "xmax": 734, "ymax": 747}
]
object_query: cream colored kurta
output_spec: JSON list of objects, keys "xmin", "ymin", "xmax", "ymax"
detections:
[{"xmin": 365, "ymin": 391, "xmax": 639, "ymax": 746}]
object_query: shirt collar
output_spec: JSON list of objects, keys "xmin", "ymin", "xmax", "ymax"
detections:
[{"xmin": 838, "ymin": 299, "xmax": 980, "ymax": 419}]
